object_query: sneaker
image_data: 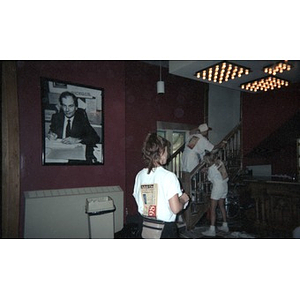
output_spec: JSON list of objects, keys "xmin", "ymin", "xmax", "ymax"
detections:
[
  {"xmin": 202, "ymin": 226, "xmax": 216, "ymax": 237},
  {"xmin": 218, "ymin": 222, "xmax": 229, "ymax": 233}
]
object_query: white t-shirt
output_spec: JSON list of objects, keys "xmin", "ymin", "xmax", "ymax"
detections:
[
  {"xmin": 181, "ymin": 133, "xmax": 214, "ymax": 172},
  {"xmin": 207, "ymin": 163, "xmax": 229, "ymax": 200},
  {"xmin": 133, "ymin": 166, "xmax": 182, "ymax": 222}
]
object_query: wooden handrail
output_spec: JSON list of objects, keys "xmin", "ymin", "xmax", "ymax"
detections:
[
  {"xmin": 222, "ymin": 122, "xmax": 241, "ymax": 142},
  {"xmin": 167, "ymin": 143, "xmax": 185, "ymax": 164}
]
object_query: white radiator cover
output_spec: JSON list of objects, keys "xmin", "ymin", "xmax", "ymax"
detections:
[{"xmin": 24, "ymin": 186, "xmax": 124, "ymax": 238}]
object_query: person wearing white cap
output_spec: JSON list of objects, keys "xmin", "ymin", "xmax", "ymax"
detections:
[{"xmin": 181, "ymin": 123, "xmax": 226, "ymax": 172}]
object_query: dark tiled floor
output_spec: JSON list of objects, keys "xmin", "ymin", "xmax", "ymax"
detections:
[
  {"xmin": 178, "ymin": 220, "xmax": 257, "ymax": 239},
  {"xmin": 116, "ymin": 208, "xmax": 294, "ymax": 238}
]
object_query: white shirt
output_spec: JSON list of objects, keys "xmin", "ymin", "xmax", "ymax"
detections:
[
  {"xmin": 207, "ymin": 163, "xmax": 229, "ymax": 200},
  {"xmin": 133, "ymin": 166, "xmax": 182, "ymax": 222},
  {"xmin": 181, "ymin": 133, "xmax": 214, "ymax": 172}
]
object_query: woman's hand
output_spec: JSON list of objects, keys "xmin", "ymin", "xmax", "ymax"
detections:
[{"xmin": 179, "ymin": 192, "xmax": 189, "ymax": 204}]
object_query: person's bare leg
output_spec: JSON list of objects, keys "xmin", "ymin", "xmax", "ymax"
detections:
[
  {"xmin": 210, "ymin": 199, "xmax": 218, "ymax": 226},
  {"xmin": 218, "ymin": 198, "xmax": 227, "ymax": 223},
  {"xmin": 218, "ymin": 198, "xmax": 229, "ymax": 232}
]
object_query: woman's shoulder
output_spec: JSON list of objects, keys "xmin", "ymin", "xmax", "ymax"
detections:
[{"xmin": 157, "ymin": 167, "xmax": 178, "ymax": 179}]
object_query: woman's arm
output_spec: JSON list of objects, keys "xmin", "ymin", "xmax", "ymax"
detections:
[{"xmin": 169, "ymin": 192, "xmax": 189, "ymax": 214}]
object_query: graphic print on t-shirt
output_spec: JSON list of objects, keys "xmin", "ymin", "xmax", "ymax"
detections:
[
  {"xmin": 141, "ymin": 184, "xmax": 158, "ymax": 218},
  {"xmin": 187, "ymin": 136, "xmax": 200, "ymax": 149}
]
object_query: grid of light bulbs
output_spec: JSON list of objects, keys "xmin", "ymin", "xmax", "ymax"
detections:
[
  {"xmin": 263, "ymin": 60, "xmax": 292, "ymax": 76},
  {"xmin": 194, "ymin": 61, "xmax": 250, "ymax": 84},
  {"xmin": 241, "ymin": 76, "xmax": 289, "ymax": 92}
]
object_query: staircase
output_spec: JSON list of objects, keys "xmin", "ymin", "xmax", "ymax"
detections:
[{"xmin": 167, "ymin": 122, "xmax": 242, "ymax": 230}]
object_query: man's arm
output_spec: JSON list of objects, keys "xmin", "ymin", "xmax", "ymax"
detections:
[{"xmin": 212, "ymin": 140, "xmax": 227, "ymax": 152}]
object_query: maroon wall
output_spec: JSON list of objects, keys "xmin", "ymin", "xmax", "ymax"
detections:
[
  {"xmin": 124, "ymin": 61, "xmax": 205, "ymax": 216},
  {"xmin": 242, "ymin": 83, "xmax": 300, "ymax": 174},
  {"xmin": 17, "ymin": 61, "xmax": 126, "ymax": 232}
]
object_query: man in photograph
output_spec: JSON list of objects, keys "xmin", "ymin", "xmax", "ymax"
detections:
[
  {"xmin": 46, "ymin": 91, "xmax": 101, "ymax": 163},
  {"xmin": 47, "ymin": 91, "xmax": 100, "ymax": 145}
]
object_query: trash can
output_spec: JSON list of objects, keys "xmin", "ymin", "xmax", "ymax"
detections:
[{"xmin": 86, "ymin": 196, "xmax": 116, "ymax": 238}]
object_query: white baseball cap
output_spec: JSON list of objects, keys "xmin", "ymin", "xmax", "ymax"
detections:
[{"xmin": 198, "ymin": 123, "xmax": 212, "ymax": 133}]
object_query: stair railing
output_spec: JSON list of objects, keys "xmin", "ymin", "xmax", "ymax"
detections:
[{"xmin": 216, "ymin": 122, "xmax": 242, "ymax": 181}]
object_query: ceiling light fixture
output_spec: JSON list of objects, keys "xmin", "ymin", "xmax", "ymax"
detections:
[
  {"xmin": 157, "ymin": 61, "xmax": 165, "ymax": 94},
  {"xmin": 194, "ymin": 61, "xmax": 251, "ymax": 84},
  {"xmin": 263, "ymin": 60, "xmax": 292, "ymax": 76},
  {"xmin": 240, "ymin": 76, "xmax": 290, "ymax": 92}
]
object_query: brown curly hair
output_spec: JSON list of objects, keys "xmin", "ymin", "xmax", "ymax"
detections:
[{"xmin": 142, "ymin": 133, "xmax": 170, "ymax": 174}]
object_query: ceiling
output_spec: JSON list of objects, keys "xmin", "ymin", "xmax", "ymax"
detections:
[{"xmin": 144, "ymin": 60, "xmax": 300, "ymax": 93}]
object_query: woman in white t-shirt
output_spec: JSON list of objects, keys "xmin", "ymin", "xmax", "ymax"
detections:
[
  {"xmin": 202, "ymin": 152, "xmax": 229, "ymax": 237},
  {"xmin": 133, "ymin": 133, "xmax": 189, "ymax": 238}
]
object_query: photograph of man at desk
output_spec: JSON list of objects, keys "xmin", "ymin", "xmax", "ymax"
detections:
[{"xmin": 42, "ymin": 78, "xmax": 103, "ymax": 165}]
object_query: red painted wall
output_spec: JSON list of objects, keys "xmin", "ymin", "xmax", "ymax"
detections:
[
  {"xmin": 124, "ymin": 61, "xmax": 205, "ymax": 216},
  {"xmin": 17, "ymin": 60, "xmax": 205, "ymax": 232},
  {"xmin": 242, "ymin": 83, "xmax": 300, "ymax": 174},
  {"xmin": 17, "ymin": 61, "xmax": 126, "ymax": 232}
]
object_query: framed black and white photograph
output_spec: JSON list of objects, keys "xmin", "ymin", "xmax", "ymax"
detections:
[{"xmin": 41, "ymin": 78, "xmax": 104, "ymax": 165}]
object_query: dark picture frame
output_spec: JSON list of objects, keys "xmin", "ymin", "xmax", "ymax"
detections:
[{"xmin": 41, "ymin": 77, "xmax": 104, "ymax": 165}]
